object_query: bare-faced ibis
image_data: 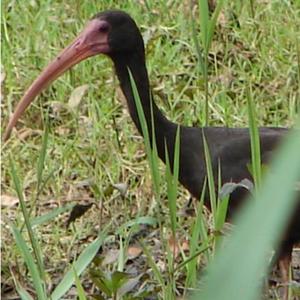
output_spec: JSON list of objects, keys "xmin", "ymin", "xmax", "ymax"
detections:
[{"xmin": 4, "ymin": 10, "xmax": 300, "ymax": 298}]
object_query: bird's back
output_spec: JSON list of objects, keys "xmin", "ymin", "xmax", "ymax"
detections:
[{"xmin": 178, "ymin": 126, "xmax": 288, "ymax": 202}]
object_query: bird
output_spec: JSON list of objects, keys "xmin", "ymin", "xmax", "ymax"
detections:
[{"xmin": 4, "ymin": 10, "xmax": 300, "ymax": 299}]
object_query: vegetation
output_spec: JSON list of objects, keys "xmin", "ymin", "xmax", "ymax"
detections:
[{"xmin": 1, "ymin": 0, "xmax": 299, "ymax": 299}]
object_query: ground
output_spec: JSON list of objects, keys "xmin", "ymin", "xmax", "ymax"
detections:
[{"xmin": 1, "ymin": 1, "xmax": 300, "ymax": 299}]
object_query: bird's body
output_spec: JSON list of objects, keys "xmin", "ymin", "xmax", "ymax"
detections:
[{"xmin": 4, "ymin": 10, "xmax": 299, "ymax": 298}]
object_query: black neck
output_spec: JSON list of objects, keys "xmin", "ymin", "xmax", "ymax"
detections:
[{"xmin": 111, "ymin": 51, "xmax": 177, "ymax": 160}]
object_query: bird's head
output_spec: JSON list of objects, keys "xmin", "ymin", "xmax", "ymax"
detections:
[
  {"xmin": 3, "ymin": 10, "xmax": 144, "ymax": 140},
  {"xmin": 94, "ymin": 10, "xmax": 144, "ymax": 55}
]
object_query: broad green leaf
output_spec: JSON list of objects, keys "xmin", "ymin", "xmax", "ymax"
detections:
[
  {"xmin": 51, "ymin": 226, "xmax": 110, "ymax": 300},
  {"xmin": 111, "ymin": 271, "xmax": 129, "ymax": 292},
  {"xmin": 30, "ymin": 204, "xmax": 75, "ymax": 227}
]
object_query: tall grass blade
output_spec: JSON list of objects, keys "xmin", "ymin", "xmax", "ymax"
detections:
[
  {"xmin": 247, "ymin": 86, "xmax": 262, "ymax": 188},
  {"xmin": 202, "ymin": 133, "xmax": 217, "ymax": 222},
  {"xmin": 165, "ymin": 147, "xmax": 177, "ymax": 234},
  {"xmin": 215, "ymin": 194, "xmax": 229, "ymax": 232},
  {"xmin": 11, "ymin": 225, "xmax": 47, "ymax": 300},
  {"xmin": 197, "ymin": 0, "xmax": 224, "ymax": 125},
  {"xmin": 172, "ymin": 126, "xmax": 181, "ymax": 187},
  {"xmin": 165, "ymin": 126, "xmax": 181, "ymax": 299},
  {"xmin": 150, "ymin": 99, "xmax": 161, "ymax": 198},
  {"xmin": 9, "ymin": 157, "xmax": 46, "ymax": 283},
  {"xmin": 198, "ymin": 0, "xmax": 210, "ymax": 125},
  {"xmin": 128, "ymin": 68, "xmax": 161, "ymax": 197},
  {"xmin": 207, "ymin": 0, "xmax": 224, "ymax": 52},
  {"xmin": 215, "ymin": 162, "xmax": 229, "ymax": 232},
  {"xmin": 36, "ymin": 118, "xmax": 49, "ymax": 193},
  {"xmin": 128, "ymin": 69, "xmax": 151, "ymax": 157},
  {"xmin": 198, "ymin": 0, "xmax": 209, "ymax": 50},
  {"xmin": 140, "ymin": 241, "xmax": 165, "ymax": 288},
  {"xmin": 202, "ymin": 134, "xmax": 228, "ymax": 250},
  {"xmin": 185, "ymin": 184, "xmax": 208, "ymax": 287},
  {"xmin": 165, "ymin": 126, "xmax": 181, "ymax": 235},
  {"xmin": 177, "ymin": 242, "xmax": 211, "ymax": 273},
  {"xmin": 190, "ymin": 8, "xmax": 204, "ymax": 75}
]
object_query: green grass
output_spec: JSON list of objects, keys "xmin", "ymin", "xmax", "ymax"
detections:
[{"xmin": 1, "ymin": 0, "xmax": 300, "ymax": 299}]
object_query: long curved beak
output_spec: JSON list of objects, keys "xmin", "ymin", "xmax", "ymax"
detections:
[{"xmin": 3, "ymin": 19, "xmax": 109, "ymax": 141}]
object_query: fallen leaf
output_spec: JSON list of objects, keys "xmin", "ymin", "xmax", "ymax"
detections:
[
  {"xmin": 181, "ymin": 239, "xmax": 190, "ymax": 252},
  {"xmin": 168, "ymin": 236, "xmax": 180, "ymax": 258},
  {"xmin": 17, "ymin": 128, "xmax": 43, "ymax": 140},
  {"xmin": 75, "ymin": 179, "xmax": 94, "ymax": 189},
  {"xmin": 168, "ymin": 236, "xmax": 190, "ymax": 258},
  {"xmin": 127, "ymin": 246, "xmax": 143, "ymax": 259},
  {"xmin": 113, "ymin": 183, "xmax": 128, "ymax": 197},
  {"xmin": 117, "ymin": 273, "xmax": 143, "ymax": 298},
  {"xmin": 55, "ymin": 126, "xmax": 70, "ymax": 136},
  {"xmin": 68, "ymin": 84, "xmax": 89, "ymax": 109},
  {"xmin": 102, "ymin": 249, "xmax": 120, "ymax": 266},
  {"xmin": 1, "ymin": 195, "xmax": 19, "ymax": 207}
]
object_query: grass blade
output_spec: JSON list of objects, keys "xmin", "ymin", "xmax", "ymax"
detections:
[
  {"xmin": 140, "ymin": 241, "xmax": 165, "ymax": 288},
  {"xmin": 9, "ymin": 157, "xmax": 46, "ymax": 285},
  {"xmin": 190, "ymin": 7, "xmax": 204, "ymax": 75},
  {"xmin": 73, "ymin": 266, "xmax": 87, "ymax": 300},
  {"xmin": 12, "ymin": 277, "xmax": 35, "ymax": 300},
  {"xmin": 116, "ymin": 216, "xmax": 157, "ymax": 235},
  {"xmin": 36, "ymin": 118, "xmax": 49, "ymax": 193},
  {"xmin": 198, "ymin": 0, "xmax": 209, "ymax": 50},
  {"xmin": 247, "ymin": 86, "xmax": 262, "ymax": 189},
  {"xmin": 165, "ymin": 126, "xmax": 180, "ymax": 235},
  {"xmin": 51, "ymin": 225, "xmax": 110, "ymax": 300},
  {"xmin": 202, "ymin": 132, "xmax": 217, "ymax": 223},
  {"xmin": 196, "ymin": 0, "xmax": 224, "ymax": 125},
  {"xmin": 11, "ymin": 225, "xmax": 46, "ymax": 300},
  {"xmin": 185, "ymin": 184, "xmax": 208, "ymax": 287},
  {"xmin": 16, "ymin": 287, "xmax": 34, "ymax": 300},
  {"xmin": 207, "ymin": 0, "xmax": 224, "ymax": 51},
  {"xmin": 128, "ymin": 68, "xmax": 161, "ymax": 197},
  {"xmin": 30, "ymin": 203, "xmax": 75, "ymax": 227}
]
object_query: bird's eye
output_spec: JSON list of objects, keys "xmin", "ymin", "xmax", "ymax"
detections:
[{"xmin": 99, "ymin": 22, "xmax": 109, "ymax": 33}]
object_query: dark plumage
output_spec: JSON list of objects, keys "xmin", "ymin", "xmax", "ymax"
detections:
[{"xmin": 4, "ymin": 10, "xmax": 299, "ymax": 298}]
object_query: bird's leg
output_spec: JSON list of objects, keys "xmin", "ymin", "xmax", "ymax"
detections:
[{"xmin": 278, "ymin": 249, "xmax": 292, "ymax": 300}]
